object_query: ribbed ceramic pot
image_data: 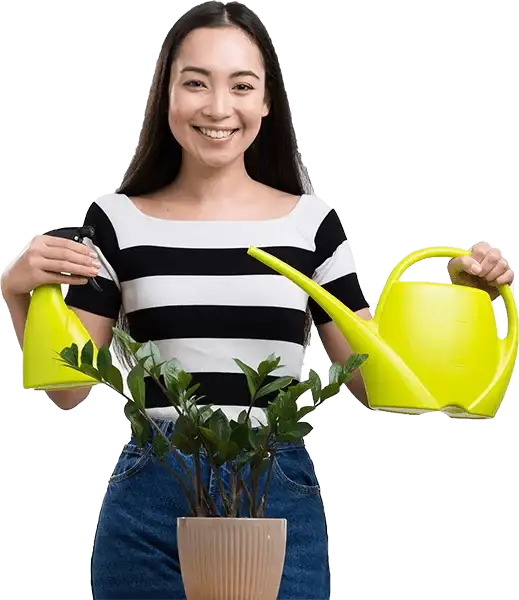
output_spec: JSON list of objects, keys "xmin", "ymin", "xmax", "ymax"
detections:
[{"xmin": 177, "ymin": 516, "xmax": 287, "ymax": 600}]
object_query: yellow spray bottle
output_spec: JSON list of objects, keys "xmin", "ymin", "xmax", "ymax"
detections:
[{"xmin": 23, "ymin": 226, "xmax": 100, "ymax": 390}]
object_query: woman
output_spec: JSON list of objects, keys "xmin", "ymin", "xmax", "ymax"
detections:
[{"xmin": 1, "ymin": 2, "xmax": 514, "ymax": 598}]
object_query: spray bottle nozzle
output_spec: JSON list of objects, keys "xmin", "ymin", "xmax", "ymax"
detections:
[{"xmin": 43, "ymin": 226, "xmax": 102, "ymax": 292}]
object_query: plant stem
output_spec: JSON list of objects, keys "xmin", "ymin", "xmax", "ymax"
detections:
[
  {"xmin": 194, "ymin": 451, "xmax": 202, "ymax": 507},
  {"xmin": 237, "ymin": 469, "xmax": 253, "ymax": 516},
  {"xmin": 258, "ymin": 448, "xmax": 276, "ymax": 517}
]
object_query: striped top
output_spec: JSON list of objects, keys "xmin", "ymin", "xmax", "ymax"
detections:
[{"xmin": 65, "ymin": 192, "xmax": 369, "ymax": 424}]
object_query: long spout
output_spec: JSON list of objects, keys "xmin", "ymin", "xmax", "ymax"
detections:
[
  {"xmin": 247, "ymin": 246, "xmax": 373, "ymax": 350},
  {"xmin": 248, "ymin": 246, "xmax": 442, "ymax": 413}
]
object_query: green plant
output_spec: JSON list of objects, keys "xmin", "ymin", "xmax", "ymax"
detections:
[{"xmin": 59, "ymin": 327, "xmax": 368, "ymax": 518}]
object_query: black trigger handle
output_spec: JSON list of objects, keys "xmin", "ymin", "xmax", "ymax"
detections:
[{"xmin": 43, "ymin": 226, "xmax": 102, "ymax": 292}]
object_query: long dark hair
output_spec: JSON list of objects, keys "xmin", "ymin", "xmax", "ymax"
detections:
[{"xmin": 113, "ymin": 1, "xmax": 314, "ymax": 370}]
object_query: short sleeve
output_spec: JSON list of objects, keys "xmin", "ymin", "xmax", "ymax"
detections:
[
  {"xmin": 309, "ymin": 208, "xmax": 369, "ymax": 326},
  {"xmin": 65, "ymin": 201, "xmax": 121, "ymax": 319}
]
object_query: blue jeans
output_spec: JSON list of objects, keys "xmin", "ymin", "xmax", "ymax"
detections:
[{"xmin": 91, "ymin": 418, "xmax": 330, "ymax": 599}]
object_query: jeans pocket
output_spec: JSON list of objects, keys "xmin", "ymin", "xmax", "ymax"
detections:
[
  {"xmin": 272, "ymin": 443, "xmax": 321, "ymax": 496},
  {"xmin": 109, "ymin": 443, "xmax": 153, "ymax": 484}
]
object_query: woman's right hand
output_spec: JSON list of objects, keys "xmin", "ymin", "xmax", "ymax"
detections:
[{"xmin": 1, "ymin": 234, "xmax": 101, "ymax": 297}]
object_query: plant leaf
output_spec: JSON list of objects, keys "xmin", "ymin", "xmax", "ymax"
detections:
[
  {"xmin": 258, "ymin": 354, "xmax": 281, "ymax": 378},
  {"xmin": 276, "ymin": 421, "xmax": 313, "ymax": 442},
  {"xmin": 255, "ymin": 376, "xmax": 293, "ymax": 400},
  {"xmin": 152, "ymin": 434, "xmax": 170, "ymax": 460},
  {"xmin": 171, "ymin": 431, "xmax": 198, "ymax": 454},
  {"xmin": 80, "ymin": 340, "xmax": 94, "ymax": 366},
  {"xmin": 207, "ymin": 409, "xmax": 231, "ymax": 442},
  {"xmin": 105, "ymin": 365, "xmax": 124, "ymax": 394},
  {"xmin": 127, "ymin": 363, "xmax": 146, "ymax": 410},
  {"xmin": 343, "ymin": 353, "xmax": 369, "ymax": 374},
  {"xmin": 60, "ymin": 345, "xmax": 79, "ymax": 367},
  {"xmin": 112, "ymin": 327, "xmax": 142, "ymax": 353},
  {"xmin": 79, "ymin": 363, "xmax": 101, "ymax": 381},
  {"xmin": 233, "ymin": 358, "xmax": 259, "ymax": 398},
  {"xmin": 199, "ymin": 426, "xmax": 221, "ymax": 446},
  {"xmin": 329, "ymin": 362, "xmax": 343, "ymax": 385},
  {"xmin": 296, "ymin": 405, "xmax": 315, "ymax": 420},
  {"xmin": 123, "ymin": 400, "xmax": 150, "ymax": 447},
  {"xmin": 96, "ymin": 345, "xmax": 112, "ymax": 379},
  {"xmin": 230, "ymin": 421, "xmax": 252, "ymax": 450},
  {"xmin": 307, "ymin": 369, "xmax": 321, "ymax": 404}
]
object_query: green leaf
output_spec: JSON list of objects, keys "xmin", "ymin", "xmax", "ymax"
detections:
[
  {"xmin": 258, "ymin": 354, "xmax": 281, "ymax": 378},
  {"xmin": 175, "ymin": 414, "xmax": 198, "ymax": 439},
  {"xmin": 250, "ymin": 427, "xmax": 269, "ymax": 450},
  {"xmin": 215, "ymin": 440, "xmax": 241, "ymax": 464},
  {"xmin": 255, "ymin": 376, "xmax": 293, "ymax": 400},
  {"xmin": 136, "ymin": 341, "xmax": 161, "ymax": 369},
  {"xmin": 186, "ymin": 383, "xmax": 200, "ymax": 399},
  {"xmin": 199, "ymin": 426, "xmax": 221, "ymax": 446},
  {"xmin": 112, "ymin": 327, "xmax": 143, "ymax": 354},
  {"xmin": 79, "ymin": 363, "xmax": 101, "ymax": 381},
  {"xmin": 96, "ymin": 345, "xmax": 112, "ymax": 379},
  {"xmin": 123, "ymin": 400, "xmax": 150, "ymax": 447},
  {"xmin": 286, "ymin": 380, "xmax": 312, "ymax": 402},
  {"xmin": 197, "ymin": 405, "xmax": 214, "ymax": 423},
  {"xmin": 238, "ymin": 409, "xmax": 250, "ymax": 425},
  {"xmin": 343, "ymin": 353, "xmax": 369, "ymax": 374},
  {"xmin": 152, "ymin": 434, "xmax": 170, "ymax": 460},
  {"xmin": 233, "ymin": 358, "xmax": 259, "ymax": 398},
  {"xmin": 308, "ymin": 369, "xmax": 322, "ymax": 404},
  {"xmin": 80, "ymin": 340, "xmax": 94, "ymax": 366},
  {"xmin": 127, "ymin": 363, "xmax": 146, "ymax": 409},
  {"xmin": 266, "ymin": 403, "xmax": 278, "ymax": 428},
  {"xmin": 60, "ymin": 345, "xmax": 78, "ymax": 367},
  {"xmin": 106, "ymin": 365, "xmax": 124, "ymax": 393},
  {"xmin": 230, "ymin": 421, "xmax": 252, "ymax": 450},
  {"xmin": 162, "ymin": 359, "xmax": 182, "ymax": 397},
  {"xmin": 276, "ymin": 421, "xmax": 313, "ymax": 442},
  {"xmin": 296, "ymin": 405, "xmax": 315, "ymax": 420},
  {"xmin": 171, "ymin": 431, "xmax": 199, "ymax": 454},
  {"xmin": 178, "ymin": 370, "xmax": 193, "ymax": 391},
  {"xmin": 329, "ymin": 362, "xmax": 343, "ymax": 385},
  {"xmin": 320, "ymin": 382, "xmax": 341, "ymax": 402},
  {"xmin": 277, "ymin": 393, "xmax": 298, "ymax": 420},
  {"xmin": 207, "ymin": 409, "xmax": 231, "ymax": 442}
]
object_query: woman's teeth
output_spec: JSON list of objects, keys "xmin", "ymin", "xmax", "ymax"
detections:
[{"xmin": 196, "ymin": 127, "xmax": 237, "ymax": 139}]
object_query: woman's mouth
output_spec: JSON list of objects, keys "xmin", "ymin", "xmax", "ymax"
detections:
[{"xmin": 193, "ymin": 126, "xmax": 239, "ymax": 141}]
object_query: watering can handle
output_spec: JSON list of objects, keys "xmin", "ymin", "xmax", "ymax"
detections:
[{"xmin": 378, "ymin": 246, "xmax": 518, "ymax": 351}]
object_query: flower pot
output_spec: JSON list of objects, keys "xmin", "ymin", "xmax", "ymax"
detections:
[{"xmin": 177, "ymin": 516, "xmax": 287, "ymax": 600}]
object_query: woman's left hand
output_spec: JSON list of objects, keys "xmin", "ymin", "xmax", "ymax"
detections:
[{"xmin": 448, "ymin": 241, "xmax": 514, "ymax": 301}]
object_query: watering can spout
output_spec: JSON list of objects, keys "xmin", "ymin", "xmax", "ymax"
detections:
[{"xmin": 246, "ymin": 247, "xmax": 364, "ymax": 338}]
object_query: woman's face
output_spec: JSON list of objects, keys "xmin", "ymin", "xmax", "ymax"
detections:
[{"xmin": 168, "ymin": 26, "xmax": 270, "ymax": 169}]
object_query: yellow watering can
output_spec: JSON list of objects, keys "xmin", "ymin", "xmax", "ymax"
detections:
[
  {"xmin": 23, "ymin": 226, "xmax": 100, "ymax": 390},
  {"xmin": 248, "ymin": 246, "xmax": 518, "ymax": 419}
]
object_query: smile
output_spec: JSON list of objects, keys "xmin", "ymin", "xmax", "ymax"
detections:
[{"xmin": 193, "ymin": 126, "xmax": 239, "ymax": 140}]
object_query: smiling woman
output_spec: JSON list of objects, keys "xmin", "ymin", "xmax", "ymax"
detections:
[{"xmin": 57, "ymin": 2, "xmax": 354, "ymax": 599}]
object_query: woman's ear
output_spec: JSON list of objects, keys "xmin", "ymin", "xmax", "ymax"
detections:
[{"xmin": 262, "ymin": 91, "xmax": 271, "ymax": 117}]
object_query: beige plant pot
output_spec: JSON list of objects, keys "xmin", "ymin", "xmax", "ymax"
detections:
[{"xmin": 177, "ymin": 516, "xmax": 287, "ymax": 600}]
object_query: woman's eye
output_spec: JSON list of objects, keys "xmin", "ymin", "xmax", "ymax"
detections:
[
  {"xmin": 184, "ymin": 80, "xmax": 205, "ymax": 88},
  {"xmin": 234, "ymin": 84, "xmax": 253, "ymax": 91}
]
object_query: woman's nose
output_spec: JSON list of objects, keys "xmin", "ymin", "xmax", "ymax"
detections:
[{"xmin": 201, "ymin": 89, "xmax": 233, "ymax": 120}]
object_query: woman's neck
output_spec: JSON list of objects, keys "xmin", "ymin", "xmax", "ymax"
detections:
[{"xmin": 168, "ymin": 155, "xmax": 255, "ymax": 204}]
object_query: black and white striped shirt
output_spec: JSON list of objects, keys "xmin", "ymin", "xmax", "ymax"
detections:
[{"xmin": 65, "ymin": 193, "xmax": 369, "ymax": 423}]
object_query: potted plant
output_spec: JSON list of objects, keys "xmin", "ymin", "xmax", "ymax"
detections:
[{"xmin": 59, "ymin": 328, "xmax": 368, "ymax": 600}]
